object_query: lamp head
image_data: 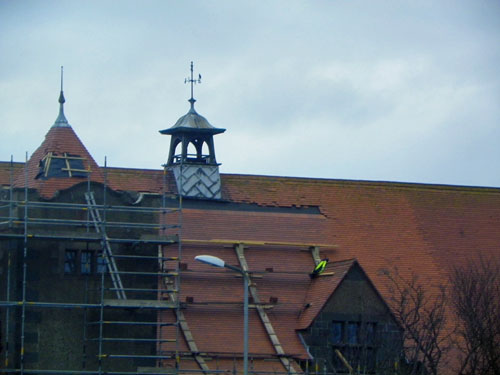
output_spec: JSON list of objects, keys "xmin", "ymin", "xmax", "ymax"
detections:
[{"xmin": 195, "ymin": 255, "xmax": 225, "ymax": 268}]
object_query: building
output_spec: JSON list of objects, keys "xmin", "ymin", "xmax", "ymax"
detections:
[{"xmin": 1, "ymin": 68, "xmax": 500, "ymax": 375}]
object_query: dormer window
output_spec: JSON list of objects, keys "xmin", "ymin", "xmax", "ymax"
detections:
[{"xmin": 35, "ymin": 152, "xmax": 89, "ymax": 179}]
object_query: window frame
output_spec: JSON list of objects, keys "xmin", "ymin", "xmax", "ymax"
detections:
[
  {"xmin": 63, "ymin": 249, "xmax": 102, "ymax": 276},
  {"xmin": 64, "ymin": 250, "xmax": 78, "ymax": 275},
  {"xmin": 80, "ymin": 250, "xmax": 93, "ymax": 275}
]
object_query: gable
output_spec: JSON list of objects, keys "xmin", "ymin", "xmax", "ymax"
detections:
[
  {"xmin": 322, "ymin": 263, "xmax": 393, "ymax": 320},
  {"xmin": 300, "ymin": 262, "xmax": 401, "ymax": 373}
]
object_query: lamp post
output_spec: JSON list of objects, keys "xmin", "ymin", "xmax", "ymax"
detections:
[{"xmin": 195, "ymin": 255, "xmax": 249, "ymax": 375}]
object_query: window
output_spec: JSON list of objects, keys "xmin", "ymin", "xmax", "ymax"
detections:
[
  {"xmin": 330, "ymin": 321, "xmax": 344, "ymax": 344},
  {"xmin": 97, "ymin": 251, "xmax": 107, "ymax": 273},
  {"xmin": 365, "ymin": 322, "xmax": 377, "ymax": 346},
  {"xmin": 329, "ymin": 321, "xmax": 378, "ymax": 374},
  {"xmin": 64, "ymin": 249, "xmax": 103, "ymax": 276},
  {"xmin": 81, "ymin": 251, "xmax": 93, "ymax": 275},
  {"xmin": 347, "ymin": 322, "xmax": 360, "ymax": 345},
  {"xmin": 64, "ymin": 250, "xmax": 77, "ymax": 274}
]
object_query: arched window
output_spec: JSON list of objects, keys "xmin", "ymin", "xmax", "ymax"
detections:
[
  {"xmin": 201, "ymin": 141, "xmax": 209, "ymax": 158},
  {"xmin": 187, "ymin": 142, "xmax": 197, "ymax": 159}
]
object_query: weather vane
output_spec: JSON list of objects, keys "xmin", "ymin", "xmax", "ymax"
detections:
[{"xmin": 185, "ymin": 61, "xmax": 201, "ymax": 103}]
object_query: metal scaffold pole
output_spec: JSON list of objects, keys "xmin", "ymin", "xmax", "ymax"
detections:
[
  {"xmin": 4, "ymin": 156, "xmax": 14, "ymax": 368},
  {"xmin": 175, "ymin": 158, "xmax": 183, "ymax": 372},
  {"xmin": 20, "ymin": 151, "xmax": 28, "ymax": 375}
]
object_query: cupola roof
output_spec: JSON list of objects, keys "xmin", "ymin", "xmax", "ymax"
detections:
[{"xmin": 160, "ymin": 99, "xmax": 225, "ymax": 135}]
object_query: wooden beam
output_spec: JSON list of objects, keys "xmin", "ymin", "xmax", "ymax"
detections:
[{"xmin": 183, "ymin": 239, "xmax": 337, "ymax": 249}]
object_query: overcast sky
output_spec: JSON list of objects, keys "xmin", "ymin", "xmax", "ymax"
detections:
[{"xmin": 1, "ymin": 1, "xmax": 499, "ymax": 187}]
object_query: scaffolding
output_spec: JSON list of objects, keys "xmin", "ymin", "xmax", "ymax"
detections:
[
  {"xmin": 0, "ymin": 158, "xmax": 354, "ymax": 375},
  {"xmin": 0, "ymin": 157, "xmax": 182, "ymax": 375}
]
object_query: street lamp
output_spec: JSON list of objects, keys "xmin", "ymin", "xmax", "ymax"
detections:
[{"xmin": 195, "ymin": 255, "xmax": 249, "ymax": 375}]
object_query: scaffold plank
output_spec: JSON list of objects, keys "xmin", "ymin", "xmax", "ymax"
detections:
[
  {"xmin": 140, "ymin": 234, "xmax": 178, "ymax": 244},
  {"xmin": 103, "ymin": 299, "xmax": 177, "ymax": 308}
]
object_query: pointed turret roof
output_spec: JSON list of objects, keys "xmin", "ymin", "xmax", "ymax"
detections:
[{"xmin": 14, "ymin": 78, "xmax": 103, "ymax": 198}]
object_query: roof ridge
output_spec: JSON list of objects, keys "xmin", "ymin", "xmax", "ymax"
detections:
[
  {"xmin": 84, "ymin": 168, "xmax": 500, "ymax": 192},
  {"xmin": 221, "ymin": 173, "xmax": 500, "ymax": 193}
]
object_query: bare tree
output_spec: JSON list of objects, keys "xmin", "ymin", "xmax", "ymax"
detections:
[
  {"xmin": 450, "ymin": 257, "xmax": 500, "ymax": 375},
  {"xmin": 381, "ymin": 267, "xmax": 452, "ymax": 375}
]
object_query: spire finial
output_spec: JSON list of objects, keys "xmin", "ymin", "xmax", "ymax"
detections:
[
  {"xmin": 184, "ymin": 61, "xmax": 201, "ymax": 110},
  {"xmin": 58, "ymin": 66, "xmax": 65, "ymax": 104},
  {"xmin": 52, "ymin": 66, "xmax": 70, "ymax": 128}
]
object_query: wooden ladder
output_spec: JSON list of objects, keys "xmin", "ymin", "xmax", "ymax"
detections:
[
  {"xmin": 85, "ymin": 191, "xmax": 126, "ymax": 300},
  {"xmin": 169, "ymin": 290, "xmax": 210, "ymax": 373},
  {"xmin": 234, "ymin": 244, "xmax": 299, "ymax": 375}
]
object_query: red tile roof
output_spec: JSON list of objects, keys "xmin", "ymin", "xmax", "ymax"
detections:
[
  {"xmin": 179, "ymin": 208, "xmax": 330, "ymax": 244},
  {"xmin": 11, "ymin": 126, "xmax": 103, "ymax": 198},
  {"xmin": 163, "ymin": 175, "xmax": 500, "ymax": 373},
  {"xmin": 3, "ymin": 165, "xmax": 500, "ymax": 329},
  {"xmin": 169, "ymin": 243, "xmax": 316, "ymax": 359},
  {"xmin": 159, "ymin": 245, "xmax": 362, "ymax": 372},
  {"xmin": 3, "ymin": 138, "xmax": 500, "ymax": 373},
  {"xmin": 0, "ymin": 162, "xmax": 23, "ymax": 186},
  {"xmin": 105, "ymin": 166, "xmax": 169, "ymax": 193}
]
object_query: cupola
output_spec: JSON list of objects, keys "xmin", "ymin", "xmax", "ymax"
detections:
[{"xmin": 160, "ymin": 63, "xmax": 225, "ymax": 199}]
